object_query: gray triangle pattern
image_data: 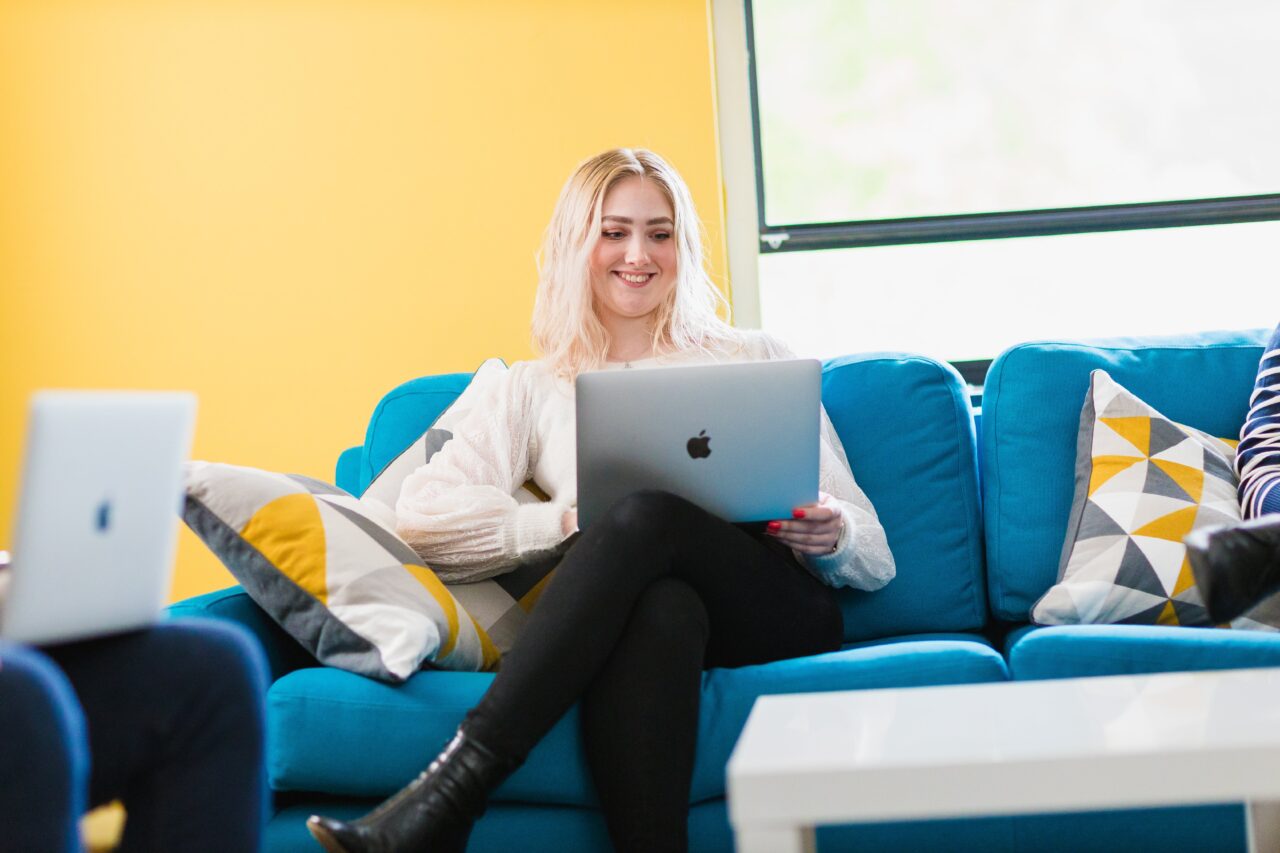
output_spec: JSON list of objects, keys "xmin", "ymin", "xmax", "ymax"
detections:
[
  {"xmin": 1078, "ymin": 501, "xmax": 1131, "ymax": 539},
  {"xmin": 1141, "ymin": 462, "xmax": 1194, "ymax": 502},
  {"xmin": 1100, "ymin": 584, "xmax": 1165, "ymax": 621},
  {"xmin": 1114, "ymin": 538, "xmax": 1166, "ymax": 597},
  {"xmin": 1203, "ymin": 449, "xmax": 1234, "ymax": 484},
  {"xmin": 1148, "ymin": 418, "xmax": 1188, "ymax": 458},
  {"xmin": 421, "ymin": 429, "xmax": 453, "ymax": 464},
  {"xmin": 1117, "ymin": 601, "xmax": 1170, "ymax": 625},
  {"xmin": 1171, "ymin": 598, "xmax": 1212, "ymax": 627}
]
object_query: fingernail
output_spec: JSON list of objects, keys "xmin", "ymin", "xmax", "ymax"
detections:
[
  {"xmin": 766, "ymin": 521, "xmax": 782, "ymax": 532},
  {"xmin": 792, "ymin": 509, "xmax": 806, "ymax": 519}
]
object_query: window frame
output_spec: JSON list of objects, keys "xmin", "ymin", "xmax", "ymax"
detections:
[{"xmin": 743, "ymin": 0, "xmax": 1280, "ymax": 254}]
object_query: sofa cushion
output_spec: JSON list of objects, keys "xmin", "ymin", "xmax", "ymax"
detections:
[
  {"xmin": 821, "ymin": 354, "xmax": 986, "ymax": 640},
  {"xmin": 1031, "ymin": 370, "xmax": 1242, "ymax": 628},
  {"xmin": 982, "ymin": 330, "xmax": 1270, "ymax": 622},
  {"xmin": 267, "ymin": 798, "xmax": 1246, "ymax": 853},
  {"xmin": 266, "ymin": 636, "xmax": 1008, "ymax": 804},
  {"xmin": 1008, "ymin": 623, "xmax": 1280, "ymax": 681}
]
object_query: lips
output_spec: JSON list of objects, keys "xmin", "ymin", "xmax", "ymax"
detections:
[{"xmin": 614, "ymin": 271, "xmax": 655, "ymax": 287}]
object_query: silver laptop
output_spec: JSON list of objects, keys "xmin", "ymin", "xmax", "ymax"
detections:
[
  {"xmin": 0, "ymin": 391, "xmax": 195, "ymax": 645},
  {"xmin": 575, "ymin": 359, "xmax": 821, "ymax": 530}
]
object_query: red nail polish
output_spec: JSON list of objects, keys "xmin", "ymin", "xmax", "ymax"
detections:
[
  {"xmin": 793, "ymin": 509, "xmax": 806, "ymax": 519},
  {"xmin": 766, "ymin": 520, "xmax": 782, "ymax": 532}
]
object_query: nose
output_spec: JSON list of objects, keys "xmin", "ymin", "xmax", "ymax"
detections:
[{"xmin": 624, "ymin": 233, "xmax": 650, "ymax": 266}]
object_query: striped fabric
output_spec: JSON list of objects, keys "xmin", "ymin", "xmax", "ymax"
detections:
[{"xmin": 1238, "ymin": 323, "xmax": 1280, "ymax": 519}]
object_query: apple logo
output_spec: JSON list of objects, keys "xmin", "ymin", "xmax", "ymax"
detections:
[
  {"xmin": 686, "ymin": 430, "xmax": 712, "ymax": 459},
  {"xmin": 95, "ymin": 499, "xmax": 112, "ymax": 533}
]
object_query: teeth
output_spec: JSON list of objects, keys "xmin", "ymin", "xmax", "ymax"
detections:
[{"xmin": 618, "ymin": 272, "xmax": 652, "ymax": 284}]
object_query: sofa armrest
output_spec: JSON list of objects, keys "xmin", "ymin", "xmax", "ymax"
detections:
[
  {"xmin": 167, "ymin": 586, "xmax": 317, "ymax": 682},
  {"xmin": 335, "ymin": 445, "xmax": 363, "ymax": 495}
]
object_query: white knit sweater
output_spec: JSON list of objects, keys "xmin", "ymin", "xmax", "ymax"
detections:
[{"xmin": 396, "ymin": 332, "xmax": 896, "ymax": 591}]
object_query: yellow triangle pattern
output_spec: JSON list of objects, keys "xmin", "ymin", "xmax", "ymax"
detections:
[
  {"xmin": 519, "ymin": 569, "xmax": 558, "ymax": 613},
  {"xmin": 240, "ymin": 494, "xmax": 328, "ymax": 605},
  {"xmin": 1101, "ymin": 416, "xmax": 1151, "ymax": 456},
  {"xmin": 1152, "ymin": 459, "xmax": 1205, "ymax": 503},
  {"xmin": 1132, "ymin": 506, "xmax": 1199, "ymax": 542},
  {"xmin": 1089, "ymin": 456, "xmax": 1146, "ymax": 496},
  {"xmin": 1157, "ymin": 600, "xmax": 1181, "ymax": 626},
  {"xmin": 405, "ymin": 564, "xmax": 460, "ymax": 659},
  {"xmin": 471, "ymin": 614, "xmax": 501, "ymax": 672},
  {"xmin": 1172, "ymin": 554, "xmax": 1197, "ymax": 597}
]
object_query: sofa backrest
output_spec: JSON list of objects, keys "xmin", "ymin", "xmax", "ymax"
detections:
[
  {"xmin": 822, "ymin": 354, "xmax": 986, "ymax": 640},
  {"xmin": 355, "ymin": 371, "xmax": 475, "ymax": 495},
  {"xmin": 981, "ymin": 330, "xmax": 1269, "ymax": 623},
  {"xmin": 354, "ymin": 354, "xmax": 988, "ymax": 642}
]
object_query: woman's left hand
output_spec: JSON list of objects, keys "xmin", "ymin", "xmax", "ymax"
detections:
[{"xmin": 766, "ymin": 492, "xmax": 844, "ymax": 555}]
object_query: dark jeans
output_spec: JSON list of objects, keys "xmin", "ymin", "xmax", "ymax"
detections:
[
  {"xmin": 465, "ymin": 490, "xmax": 843, "ymax": 853},
  {"xmin": 0, "ymin": 619, "xmax": 268, "ymax": 853}
]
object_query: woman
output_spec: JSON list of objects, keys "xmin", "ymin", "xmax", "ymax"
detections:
[
  {"xmin": 307, "ymin": 148, "xmax": 895, "ymax": 853},
  {"xmin": 1189, "ymin": 321, "xmax": 1280, "ymax": 622}
]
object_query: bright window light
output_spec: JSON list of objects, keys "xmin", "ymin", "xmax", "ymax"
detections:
[
  {"xmin": 758, "ymin": 220, "xmax": 1279, "ymax": 362},
  {"xmin": 753, "ymin": 0, "xmax": 1280, "ymax": 226}
]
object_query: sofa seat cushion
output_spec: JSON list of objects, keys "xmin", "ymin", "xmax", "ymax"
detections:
[
  {"xmin": 1008, "ymin": 624, "xmax": 1280, "ymax": 681},
  {"xmin": 267, "ymin": 635, "xmax": 1008, "ymax": 805},
  {"xmin": 266, "ymin": 799, "xmax": 1247, "ymax": 853}
]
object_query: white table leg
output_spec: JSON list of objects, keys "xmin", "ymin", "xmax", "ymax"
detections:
[
  {"xmin": 1247, "ymin": 800, "xmax": 1280, "ymax": 853},
  {"xmin": 736, "ymin": 824, "xmax": 816, "ymax": 853}
]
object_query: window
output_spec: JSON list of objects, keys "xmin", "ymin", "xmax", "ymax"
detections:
[{"xmin": 738, "ymin": 0, "xmax": 1280, "ymax": 361}]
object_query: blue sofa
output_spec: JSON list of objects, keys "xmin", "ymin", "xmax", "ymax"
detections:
[{"xmin": 171, "ymin": 329, "xmax": 1279, "ymax": 852}]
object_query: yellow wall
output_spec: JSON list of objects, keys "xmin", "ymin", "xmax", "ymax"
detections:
[{"xmin": 0, "ymin": 0, "xmax": 727, "ymax": 602}]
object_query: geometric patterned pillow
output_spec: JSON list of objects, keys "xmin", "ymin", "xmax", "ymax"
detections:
[
  {"xmin": 359, "ymin": 358, "xmax": 561, "ymax": 656},
  {"xmin": 1030, "ymin": 370, "xmax": 1267, "ymax": 628},
  {"xmin": 182, "ymin": 462, "xmax": 500, "ymax": 682}
]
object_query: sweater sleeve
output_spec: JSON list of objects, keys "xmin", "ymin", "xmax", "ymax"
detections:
[
  {"xmin": 395, "ymin": 364, "xmax": 571, "ymax": 582},
  {"xmin": 802, "ymin": 407, "xmax": 897, "ymax": 590},
  {"xmin": 1238, "ymin": 322, "xmax": 1280, "ymax": 519},
  {"xmin": 752, "ymin": 331, "xmax": 896, "ymax": 590}
]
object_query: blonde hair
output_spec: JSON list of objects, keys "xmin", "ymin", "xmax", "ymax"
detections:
[{"xmin": 531, "ymin": 148, "xmax": 743, "ymax": 379}]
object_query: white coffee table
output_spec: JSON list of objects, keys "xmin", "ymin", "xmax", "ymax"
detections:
[{"xmin": 727, "ymin": 668, "xmax": 1280, "ymax": 853}]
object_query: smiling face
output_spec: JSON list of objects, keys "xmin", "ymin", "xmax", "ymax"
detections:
[{"xmin": 588, "ymin": 175, "xmax": 678, "ymax": 336}]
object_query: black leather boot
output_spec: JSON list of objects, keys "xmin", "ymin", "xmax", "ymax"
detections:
[
  {"xmin": 1187, "ymin": 514, "xmax": 1280, "ymax": 624},
  {"xmin": 306, "ymin": 727, "xmax": 520, "ymax": 853}
]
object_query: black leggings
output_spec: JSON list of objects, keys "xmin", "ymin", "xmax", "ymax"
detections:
[{"xmin": 464, "ymin": 490, "xmax": 844, "ymax": 853}]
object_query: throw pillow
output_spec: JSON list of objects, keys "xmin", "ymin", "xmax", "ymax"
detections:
[
  {"xmin": 183, "ymin": 462, "xmax": 500, "ymax": 682},
  {"xmin": 1030, "ymin": 369, "xmax": 1280, "ymax": 629},
  {"xmin": 359, "ymin": 358, "xmax": 560, "ymax": 656}
]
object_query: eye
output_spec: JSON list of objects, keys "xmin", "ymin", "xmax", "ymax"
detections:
[
  {"xmin": 652, "ymin": 231, "xmax": 672, "ymax": 242},
  {"xmin": 602, "ymin": 230, "xmax": 626, "ymax": 240}
]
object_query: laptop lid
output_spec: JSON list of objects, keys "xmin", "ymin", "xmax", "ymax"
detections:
[
  {"xmin": 575, "ymin": 359, "xmax": 821, "ymax": 530},
  {"xmin": 1, "ymin": 391, "xmax": 196, "ymax": 645}
]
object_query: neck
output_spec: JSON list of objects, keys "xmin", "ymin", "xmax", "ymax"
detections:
[{"xmin": 604, "ymin": 318, "xmax": 658, "ymax": 363}]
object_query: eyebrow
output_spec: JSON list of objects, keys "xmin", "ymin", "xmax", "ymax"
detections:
[{"xmin": 602, "ymin": 215, "xmax": 675, "ymax": 226}]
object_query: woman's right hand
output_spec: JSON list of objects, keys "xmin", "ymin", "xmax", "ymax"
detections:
[{"xmin": 562, "ymin": 508, "xmax": 579, "ymax": 538}]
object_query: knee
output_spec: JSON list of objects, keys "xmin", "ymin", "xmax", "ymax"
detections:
[
  {"xmin": 0, "ymin": 644, "xmax": 88, "ymax": 838},
  {"xmin": 147, "ymin": 620, "xmax": 269, "ymax": 720},
  {"xmin": 600, "ymin": 489, "xmax": 699, "ymax": 540},
  {"xmin": 628, "ymin": 578, "xmax": 709, "ymax": 647}
]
